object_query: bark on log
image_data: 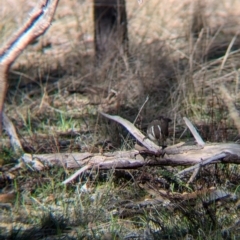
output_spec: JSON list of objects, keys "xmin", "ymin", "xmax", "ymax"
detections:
[
  {"xmin": 20, "ymin": 142, "xmax": 240, "ymax": 170},
  {"xmin": 17, "ymin": 141, "xmax": 240, "ymax": 184}
]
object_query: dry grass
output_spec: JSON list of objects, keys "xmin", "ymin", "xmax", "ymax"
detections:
[{"xmin": 1, "ymin": 0, "xmax": 240, "ymax": 239}]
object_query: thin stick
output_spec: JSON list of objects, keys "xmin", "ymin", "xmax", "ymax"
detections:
[
  {"xmin": 62, "ymin": 165, "xmax": 90, "ymax": 184},
  {"xmin": 176, "ymin": 152, "xmax": 227, "ymax": 177},
  {"xmin": 133, "ymin": 95, "xmax": 149, "ymax": 125}
]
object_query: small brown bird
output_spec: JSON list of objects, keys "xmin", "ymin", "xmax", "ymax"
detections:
[{"xmin": 147, "ymin": 116, "xmax": 171, "ymax": 147}]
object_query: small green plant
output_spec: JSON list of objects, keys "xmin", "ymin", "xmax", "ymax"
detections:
[{"xmin": 57, "ymin": 113, "xmax": 76, "ymax": 132}]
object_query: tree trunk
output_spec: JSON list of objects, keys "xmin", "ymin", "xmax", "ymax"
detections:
[{"xmin": 94, "ymin": 0, "xmax": 128, "ymax": 62}]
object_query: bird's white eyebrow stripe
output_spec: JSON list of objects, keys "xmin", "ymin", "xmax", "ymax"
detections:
[{"xmin": 150, "ymin": 126, "xmax": 155, "ymax": 138}]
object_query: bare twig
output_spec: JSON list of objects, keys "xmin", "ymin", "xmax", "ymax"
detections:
[
  {"xmin": 133, "ymin": 95, "xmax": 149, "ymax": 125},
  {"xmin": 187, "ymin": 166, "xmax": 200, "ymax": 185},
  {"xmin": 176, "ymin": 152, "xmax": 227, "ymax": 177},
  {"xmin": 124, "ymin": 95, "xmax": 149, "ymax": 144},
  {"xmin": 62, "ymin": 165, "xmax": 91, "ymax": 184}
]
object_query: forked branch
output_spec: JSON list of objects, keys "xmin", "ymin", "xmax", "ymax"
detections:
[{"xmin": 0, "ymin": 0, "xmax": 59, "ymax": 133}]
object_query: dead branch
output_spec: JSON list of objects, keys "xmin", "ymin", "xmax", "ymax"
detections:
[
  {"xmin": 176, "ymin": 152, "xmax": 227, "ymax": 177},
  {"xmin": 180, "ymin": 119, "xmax": 205, "ymax": 185},
  {"xmin": 6, "ymin": 113, "xmax": 236, "ymax": 183},
  {"xmin": 117, "ymin": 187, "xmax": 233, "ymax": 213},
  {"xmin": 183, "ymin": 117, "xmax": 205, "ymax": 146},
  {"xmin": 100, "ymin": 112, "xmax": 163, "ymax": 155},
  {"xmin": 20, "ymin": 143, "xmax": 240, "ymax": 169},
  {"xmin": 13, "ymin": 141, "xmax": 240, "ymax": 184},
  {"xmin": 5, "ymin": 112, "xmax": 240, "ymax": 183},
  {"xmin": 62, "ymin": 165, "xmax": 91, "ymax": 184},
  {"xmin": 0, "ymin": 0, "xmax": 59, "ymax": 133}
]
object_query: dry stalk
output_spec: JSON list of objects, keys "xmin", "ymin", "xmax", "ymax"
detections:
[{"xmin": 219, "ymin": 85, "xmax": 240, "ymax": 134}]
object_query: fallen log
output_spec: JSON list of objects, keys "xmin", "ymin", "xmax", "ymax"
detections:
[
  {"xmin": 7, "ymin": 113, "xmax": 240, "ymax": 184},
  {"xmin": 19, "ymin": 142, "xmax": 240, "ymax": 169},
  {"xmin": 17, "ymin": 141, "xmax": 240, "ymax": 184}
]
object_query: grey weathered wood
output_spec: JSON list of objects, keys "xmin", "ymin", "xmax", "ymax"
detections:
[{"xmin": 16, "ymin": 141, "xmax": 240, "ymax": 184}]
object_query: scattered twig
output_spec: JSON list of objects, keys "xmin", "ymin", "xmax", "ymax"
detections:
[
  {"xmin": 176, "ymin": 152, "xmax": 227, "ymax": 177},
  {"xmin": 187, "ymin": 166, "xmax": 201, "ymax": 185},
  {"xmin": 62, "ymin": 165, "xmax": 90, "ymax": 184}
]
